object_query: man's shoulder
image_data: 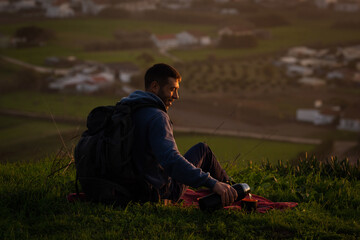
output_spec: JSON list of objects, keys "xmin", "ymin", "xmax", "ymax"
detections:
[{"xmin": 135, "ymin": 106, "xmax": 168, "ymax": 120}]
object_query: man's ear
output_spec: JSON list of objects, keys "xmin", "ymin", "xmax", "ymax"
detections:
[{"xmin": 148, "ymin": 81, "xmax": 160, "ymax": 94}]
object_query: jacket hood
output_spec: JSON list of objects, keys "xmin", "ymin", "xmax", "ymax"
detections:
[{"xmin": 119, "ymin": 90, "xmax": 167, "ymax": 112}]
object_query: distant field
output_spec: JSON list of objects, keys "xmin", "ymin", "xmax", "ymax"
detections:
[
  {"xmin": 0, "ymin": 114, "xmax": 315, "ymax": 165},
  {"xmin": 175, "ymin": 133, "xmax": 316, "ymax": 173},
  {"xmin": 0, "ymin": 18, "xmax": 215, "ymax": 65},
  {"xmin": 0, "ymin": 91, "xmax": 121, "ymax": 118},
  {"xmin": 172, "ymin": 19, "xmax": 360, "ymax": 61},
  {"xmin": 0, "ymin": 115, "xmax": 78, "ymax": 163},
  {"xmin": 1, "ymin": 16, "xmax": 360, "ymax": 65}
]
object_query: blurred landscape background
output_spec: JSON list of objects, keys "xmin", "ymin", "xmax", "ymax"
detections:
[{"xmin": 0, "ymin": 0, "xmax": 359, "ymax": 166}]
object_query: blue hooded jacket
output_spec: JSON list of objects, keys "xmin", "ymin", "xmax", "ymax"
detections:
[{"xmin": 120, "ymin": 90, "xmax": 217, "ymax": 195}]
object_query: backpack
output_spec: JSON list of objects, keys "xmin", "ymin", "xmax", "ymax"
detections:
[{"xmin": 74, "ymin": 101, "xmax": 161, "ymax": 207}]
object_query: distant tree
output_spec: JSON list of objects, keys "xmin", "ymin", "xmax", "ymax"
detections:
[{"xmin": 14, "ymin": 26, "xmax": 54, "ymax": 47}]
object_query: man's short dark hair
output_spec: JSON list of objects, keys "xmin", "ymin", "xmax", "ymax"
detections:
[{"xmin": 145, "ymin": 63, "xmax": 181, "ymax": 90}]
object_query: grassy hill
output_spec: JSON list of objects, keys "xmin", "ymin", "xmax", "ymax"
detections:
[{"xmin": 0, "ymin": 156, "xmax": 359, "ymax": 239}]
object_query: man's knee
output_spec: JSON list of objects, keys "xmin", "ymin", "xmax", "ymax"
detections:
[{"xmin": 194, "ymin": 142, "xmax": 209, "ymax": 152}]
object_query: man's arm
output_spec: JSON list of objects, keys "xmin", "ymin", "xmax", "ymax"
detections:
[{"xmin": 148, "ymin": 113, "xmax": 216, "ymax": 188}]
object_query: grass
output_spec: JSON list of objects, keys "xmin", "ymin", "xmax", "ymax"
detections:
[{"xmin": 0, "ymin": 156, "xmax": 359, "ymax": 239}]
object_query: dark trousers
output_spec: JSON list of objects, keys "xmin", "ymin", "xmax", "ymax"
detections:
[{"xmin": 167, "ymin": 142, "xmax": 229, "ymax": 202}]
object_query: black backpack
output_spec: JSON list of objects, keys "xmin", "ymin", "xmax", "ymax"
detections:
[{"xmin": 74, "ymin": 101, "xmax": 161, "ymax": 207}]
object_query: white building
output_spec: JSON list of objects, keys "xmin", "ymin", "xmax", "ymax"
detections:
[
  {"xmin": 338, "ymin": 118, "xmax": 360, "ymax": 132},
  {"xmin": 286, "ymin": 65, "xmax": 314, "ymax": 77},
  {"xmin": 298, "ymin": 77, "xmax": 326, "ymax": 86},
  {"xmin": 46, "ymin": 3, "xmax": 75, "ymax": 18},
  {"xmin": 81, "ymin": 0, "xmax": 110, "ymax": 15},
  {"xmin": 296, "ymin": 108, "xmax": 337, "ymax": 125},
  {"xmin": 337, "ymin": 107, "xmax": 360, "ymax": 132},
  {"xmin": 176, "ymin": 31, "xmax": 199, "ymax": 46},
  {"xmin": 151, "ymin": 34, "xmax": 179, "ymax": 50},
  {"xmin": 288, "ymin": 46, "xmax": 317, "ymax": 58},
  {"xmin": 339, "ymin": 45, "xmax": 360, "ymax": 61}
]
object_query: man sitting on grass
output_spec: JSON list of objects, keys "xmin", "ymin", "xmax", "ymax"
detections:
[{"xmin": 120, "ymin": 63, "xmax": 238, "ymax": 206}]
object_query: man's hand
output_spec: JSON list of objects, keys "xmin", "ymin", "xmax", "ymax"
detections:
[{"xmin": 212, "ymin": 182, "xmax": 238, "ymax": 207}]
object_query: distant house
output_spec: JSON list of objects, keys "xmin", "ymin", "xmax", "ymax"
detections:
[
  {"xmin": 106, "ymin": 62, "xmax": 140, "ymax": 83},
  {"xmin": 218, "ymin": 25, "xmax": 255, "ymax": 37},
  {"xmin": 298, "ymin": 77, "xmax": 326, "ymax": 86},
  {"xmin": 115, "ymin": 0, "xmax": 157, "ymax": 12},
  {"xmin": 286, "ymin": 65, "xmax": 313, "ymax": 77},
  {"xmin": 179, "ymin": 31, "xmax": 210, "ymax": 46},
  {"xmin": 151, "ymin": 34, "xmax": 179, "ymax": 50},
  {"xmin": 188, "ymin": 31, "xmax": 212, "ymax": 46},
  {"xmin": 176, "ymin": 31, "xmax": 198, "ymax": 46},
  {"xmin": 46, "ymin": 1, "xmax": 75, "ymax": 18},
  {"xmin": 296, "ymin": 108, "xmax": 338, "ymax": 125},
  {"xmin": 81, "ymin": 0, "xmax": 110, "ymax": 15},
  {"xmin": 299, "ymin": 58, "xmax": 339, "ymax": 68},
  {"xmin": 218, "ymin": 25, "xmax": 270, "ymax": 39},
  {"xmin": 279, "ymin": 56, "xmax": 298, "ymax": 65},
  {"xmin": 339, "ymin": 45, "xmax": 360, "ymax": 61},
  {"xmin": 296, "ymin": 109, "xmax": 320, "ymax": 123},
  {"xmin": 288, "ymin": 46, "xmax": 317, "ymax": 58},
  {"xmin": 327, "ymin": 70, "xmax": 344, "ymax": 80},
  {"xmin": 151, "ymin": 31, "xmax": 211, "ymax": 50},
  {"xmin": 49, "ymin": 63, "xmax": 117, "ymax": 93},
  {"xmin": 299, "ymin": 58, "xmax": 323, "ymax": 68},
  {"xmin": 337, "ymin": 107, "xmax": 360, "ymax": 132},
  {"xmin": 49, "ymin": 71, "xmax": 114, "ymax": 93}
]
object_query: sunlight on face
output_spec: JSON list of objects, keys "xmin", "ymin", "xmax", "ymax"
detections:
[{"xmin": 158, "ymin": 77, "xmax": 180, "ymax": 110}]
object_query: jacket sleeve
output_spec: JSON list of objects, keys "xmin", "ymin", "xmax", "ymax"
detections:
[{"xmin": 147, "ymin": 112, "xmax": 217, "ymax": 189}]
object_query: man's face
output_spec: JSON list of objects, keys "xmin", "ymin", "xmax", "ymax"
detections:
[{"xmin": 156, "ymin": 77, "xmax": 180, "ymax": 110}]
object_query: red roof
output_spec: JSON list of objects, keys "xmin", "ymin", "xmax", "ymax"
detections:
[
  {"xmin": 155, "ymin": 34, "xmax": 177, "ymax": 40},
  {"xmin": 92, "ymin": 76, "xmax": 109, "ymax": 83}
]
